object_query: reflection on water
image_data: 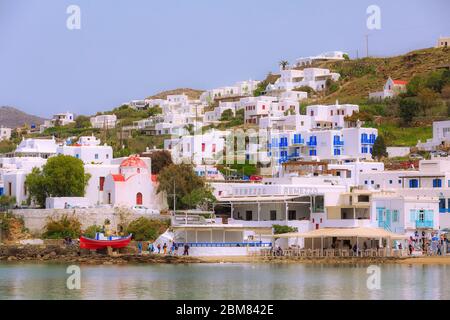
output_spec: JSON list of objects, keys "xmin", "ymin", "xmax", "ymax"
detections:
[{"xmin": 0, "ymin": 263, "xmax": 448, "ymax": 300}]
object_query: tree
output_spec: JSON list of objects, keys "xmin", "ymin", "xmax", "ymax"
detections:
[
  {"xmin": 220, "ymin": 109, "xmax": 234, "ymax": 122},
  {"xmin": 343, "ymin": 53, "xmax": 350, "ymax": 60},
  {"xmin": 125, "ymin": 217, "xmax": 170, "ymax": 241},
  {"xmin": 181, "ymin": 187, "xmax": 216, "ymax": 211},
  {"xmin": 0, "ymin": 195, "xmax": 16, "ymax": 212},
  {"xmin": 372, "ymin": 135, "xmax": 388, "ymax": 160},
  {"xmin": 184, "ymin": 124, "xmax": 194, "ymax": 135},
  {"xmin": 398, "ymin": 97, "xmax": 420, "ymax": 126},
  {"xmin": 74, "ymin": 115, "xmax": 92, "ymax": 128},
  {"xmin": 42, "ymin": 214, "xmax": 81, "ymax": 239},
  {"xmin": 148, "ymin": 150, "xmax": 173, "ymax": 174},
  {"xmin": 417, "ymin": 88, "xmax": 440, "ymax": 115},
  {"xmin": 273, "ymin": 224, "xmax": 298, "ymax": 234},
  {"xmin": 157, "ymin": 164, "xmax": 206, "ymax": 210},
  {"xmin": 279, "ymin": 60, "xmax": 289, "ymax": 70},
  {"xmin": 147, "ymin": 106, "xmax": 162, "ymax": 117},
  {"xmin": 25, "ymin": 155, "xmax": 91, "ymax": 207},
  {"xmin": 325, "ymin": 79, "xmax": 340, "ymax": 94}
]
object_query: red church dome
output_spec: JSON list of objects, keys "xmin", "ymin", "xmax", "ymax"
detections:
[{"xmin": 120, "ymin": 155, "xmax": 148, "ymax": 168}]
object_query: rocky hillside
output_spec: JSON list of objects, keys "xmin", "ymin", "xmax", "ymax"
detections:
[
  {"xmin": 146, "ymin": 88, "xmax": 204, "ymax": 100},
  {"xmin": 0, "ymin": 106, "xmax": 46, "ymax": 128},
  {"xmin": 312, "ymin": 47, "xmax": 450, "ymax": 104}
]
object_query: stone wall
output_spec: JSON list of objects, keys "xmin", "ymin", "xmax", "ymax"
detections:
[{"xmin": 12, "ymin": 207, "xmax": 171, "ymax": 234}]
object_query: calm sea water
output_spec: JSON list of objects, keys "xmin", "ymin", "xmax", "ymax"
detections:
[{"xmin": 0, "ymin": 262, "xmax": 449, "ymax": 299}]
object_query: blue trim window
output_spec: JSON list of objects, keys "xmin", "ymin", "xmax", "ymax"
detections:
[
  {"xmin": 433, "ymin": 178, "xmax": 442, "ymax": 188},
  {"xmin": 280, "ymin": 137, "xmax": 288, "ymax": 147},
  {"xmin": 293, "ymin": 134, "xmax": 303, "ymax": 144},
  {"xmin": 361, "ymin": 146, "xmax": 368, "ymax": 153},
  {"xmin": 389, "ymin": 180, "xmax": 393, "ymax": 184},
  {"xmin": 334, "ymin": 148, "xmax": 341, "ymax": 156},
  {"xmin": 308, "ymin": 136, "xmax": 317, "ymax": 146},
  {"xmin": 309, "ymin": 149, "xmax": 317, "ymax": 156},
  {"xmin": 393, "ymin": 210, "xmax": 399, "ymax": 222},
  {"xmin": 365, "ymin": 180, "xmax": 368, "ymax": 185},
  {"xmin": 409, "ymin": 179, "xmax": 419, "ymax": 188}
]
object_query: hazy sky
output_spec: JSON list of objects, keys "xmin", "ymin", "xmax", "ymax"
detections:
[{"xmin": 0, "ymin": 0, "xmax": 448, "ymax": 117}]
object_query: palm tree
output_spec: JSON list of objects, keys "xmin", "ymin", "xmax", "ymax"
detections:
[{"xmin": 279, "ymin": 60, "xmax": 289, "ymax": 70}]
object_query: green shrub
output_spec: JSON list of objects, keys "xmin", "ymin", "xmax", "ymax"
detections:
[
  {"xmin": 272, "ymin": 224, "xmax": 298, "ymax": 235},
  {"xmin": 42, "ymin": 215, "xmax": 81, "ymax": 239},
  {"xmin": 125, "ymin": 217, "xmax": 170, "ymax": 241},
  {"xmin": 83, "ymin": 225, "xmax": 103, "ymax": 238},
  {"xmin": 0, "ymin": 212, "xmax": 28, "ymax": 240}
]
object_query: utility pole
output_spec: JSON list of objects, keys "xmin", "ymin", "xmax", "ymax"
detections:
[
  {"xmin": 172, "ymin": 180, "xmax": 176, "ymax": 214},
  {"xmin": 365, "ymin": 34, "xmax": 369, "ymax": 58}
]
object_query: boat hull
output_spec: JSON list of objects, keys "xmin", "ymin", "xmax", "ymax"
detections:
[{"xmin": 79, "ymin": 235, "xmax": 132, "ymax": 250}]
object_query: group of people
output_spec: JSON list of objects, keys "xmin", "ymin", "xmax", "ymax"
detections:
[
  {"xmin": 137, "ymin": 241, "xmax": 191, "ymax": 256},
  {"xmin": 407, "ymin": 230, "xmax": 449, "ymax": 256}
]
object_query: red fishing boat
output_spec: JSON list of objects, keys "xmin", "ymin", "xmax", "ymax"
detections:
[{"xmin": 79, "ymin": 233, "xmax": 132, "ymax": 250}]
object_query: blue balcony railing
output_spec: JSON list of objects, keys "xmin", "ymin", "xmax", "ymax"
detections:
[
  {"xmin": 292, "ymin": 138, "xmax": 304, "ymax": 145},
  {"xmin": 439, "ymin": 208, "xmax": 450, "ymax": 213},
  {"xmin": 307, "ymin": 141, "xmax": 317, "ymax": 147},
  {"xmin": 333, "ymin": 140, "xmax": 344, "ymax": 146},
  {"xmin": 415, "ymin": 220, "xmax": 433, "ymax": 228}
]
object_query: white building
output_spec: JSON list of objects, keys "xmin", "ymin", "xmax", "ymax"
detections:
[
  {"xmin": 268, "ymin": 127, "xmax": 378, "ymax": 165},
  {"xmin": 90, "ymin": 114, "xmax": 117, "ymax": 129},
  {"xmin": 203, "ymin": 101, "xmax": 240, "ymax": 124},
  {"xmin": 14, "ymin": 137, "xmax": 58, "ymax": 158},
  {"xmin": 0, "ymin": 157, "xmax": 47, "ymax": 200},
  {"xmin": 165, "ymin": 130, "xmax": 227, "ymax": 165},
  {"xmin": 40, "ymin": 112, "xmax": 75, "ymax": 133},
  {"xmin": 266, "ymin": 68, "xmax": 340, "ymax": 93},
  {"xmin": 200, "ymin": 80, "xmax": 260, "ymax": 102},
  {"xmin": 56, "ymin": 136, "xmax": 113, "ymax": 164},
  {"xmin": 0, "ymin": 127, "xmax": 12, "ymax": 141},
  {"xmin": 417, "ymin": 120, "xmax": 450, "ymax": 151},
  {"xmin": 436, "ymin": 36, "xmax": 450, "ymax": 48},
  {"xmin": 295, "ymin": 51, "xmax": 347, "ymax": 67},
  {"xmin": 369, "ymin": 77, "xmax": 408, "ymax": 101},
  {"xmin": 102, "ymin": 155, "xmax": 166, "ymax": 210}
]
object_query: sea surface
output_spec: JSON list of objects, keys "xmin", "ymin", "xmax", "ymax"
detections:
[{"xmin": 0, "ymin": 262, "xmax": 448, "ymax": 299}]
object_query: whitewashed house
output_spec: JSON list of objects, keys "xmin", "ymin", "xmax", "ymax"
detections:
[
  {"xmin": 266, "ymin": 68, "xmax": 340, "ymax": 93},
  {"xmin": 90, "ymin": 114, "xmax": 117, "ymax": 129},
  {"xmin": 200, "ymin": 80, "xmax": 260, "ymax": 102},
  {"xmin": 39, "ymin": 112, "xmax": 75, "ymax": 133},
  {"xmin": 56, "ymin": 136, "xmax": 113, "ymax": 164},
  {"xmin": 369, "ymin": 77, "xmax": 408, "ymax": 101},
  {"xmin": 165, "ymin": 130, "xmax": 227, "ymax": 165},
  {"xmin": 417, "ymin": 120, "xmax": 450, "ymax": 151},
  {"xmin": 0, "ymin": 127, "xmax": 12, "ymax": 141},
  {"xmin": 295, "ymin": 51, "xmax": 347, "ymax": 67},
  {"xmin": 14, "ymin": 137, "xmax": 58, "ymax": 158}
]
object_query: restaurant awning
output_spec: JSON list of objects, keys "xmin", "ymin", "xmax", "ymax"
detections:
[
  {"xmin": 274, "ymin": 227, "xmax": 408, "ymax": 240},
  {"xmin": 216, "ymin": 195, "xmax": 309, "ymax": 203}
]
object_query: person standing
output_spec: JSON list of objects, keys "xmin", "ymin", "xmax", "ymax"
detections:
[
  {"xmin": 157, "ymin": 243, "xmax": 161, "ymax": 254},
  {"xmin": 148, "ymin": 242, "xmax": 153, "ymax": 254},
  {"xmin": 183, "ymin": 243, "xmax": 190, "ymax": 256},
  {"xmin": 163, "ymin": 243, "xmax": 167, "ymax": 255},
  {"xmin": 137, "ymin": 241, "xmax": 142, "ymax": 254}
]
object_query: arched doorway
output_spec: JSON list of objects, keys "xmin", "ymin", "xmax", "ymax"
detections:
[{"xmin": 136, "ymin": 192, "xmax": 143, "ymax": 205}]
